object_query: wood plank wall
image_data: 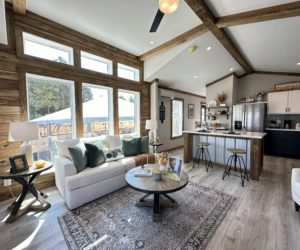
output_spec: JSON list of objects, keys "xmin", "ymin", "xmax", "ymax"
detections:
[{"xmin": 0, "ymin": 4, "xmax": 150, "ymax": 201}]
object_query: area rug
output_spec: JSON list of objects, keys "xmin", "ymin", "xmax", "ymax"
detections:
[{"xmin": 58, "ymin": 183, "xmax": 235, "ymax": 250}]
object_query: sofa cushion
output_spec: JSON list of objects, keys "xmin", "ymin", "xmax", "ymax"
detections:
[
  {"xmin": 68, "ymin": 142, "xmax": 88, "ymax": 172},
  {"xmin": 65, "ymin": 161, "xmax": 126, "ymax": 190},
  {"xmin": 81, "ymin": 135, "xmax": 107, "ymax": 149},
  {"xmin": 106, "ymin": 135, "xmax": 122, "ymax": 149},
  {"xmin": 56, "ymin": 139, "xmax": 81, "ymax": 159},
  {"xmin": 141, "ymin": 136, "xmax": 149, "ymax": 154},
  {"xmin": 85, "ymin": 143, "xmax": 106, "ymax": 167},
  {"xmin": 122, "ymin": 137, "xmax": 141, "ymax": 157}
]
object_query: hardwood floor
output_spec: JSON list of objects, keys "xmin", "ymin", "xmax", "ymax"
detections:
[{"xmin": 0, "ymin": 150, "xmax": 299, "ymax": 250}]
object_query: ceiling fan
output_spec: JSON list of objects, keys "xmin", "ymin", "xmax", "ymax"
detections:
[{"xmin": 149, "ymin": 0, "xmax": 180, "ymax": 32}]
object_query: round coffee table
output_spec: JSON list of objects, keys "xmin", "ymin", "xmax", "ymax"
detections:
[{"xmin": 125, "ymin": 167, "xmax": 189, "ymax": 222}]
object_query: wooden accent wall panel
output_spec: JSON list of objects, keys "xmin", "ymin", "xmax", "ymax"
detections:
[{"xmin": 0, "ymin": 5, "xmax": 150, "ymax": 202}]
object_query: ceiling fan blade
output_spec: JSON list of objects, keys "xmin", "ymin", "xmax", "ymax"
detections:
[{"xmin": 149, "ymin": 9, "xmax": 165, "ymax": 33}]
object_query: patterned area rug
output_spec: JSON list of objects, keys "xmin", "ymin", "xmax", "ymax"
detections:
[{"xmin": 58, "ymin": 183, "xmax": 235, "ymax": 250}]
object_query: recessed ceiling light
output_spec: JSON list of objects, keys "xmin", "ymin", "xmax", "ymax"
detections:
[
  {"xmin": 149, "ymin": 41, "xmax": 155, "ymax": 45},
  {"xmin": 206, "ymin": 46, "xmax": 212, "ymax": 51},
  {"xmin": 297, "ymin": 62, "xmax": 300, "ymax": 66},
  {"xmin": 229, "ymin": 67, "xmax": 234, "ymax": 71},
  {"xmin": 194, "ymin": 75, "xmax": 198, "ymax": 79}
]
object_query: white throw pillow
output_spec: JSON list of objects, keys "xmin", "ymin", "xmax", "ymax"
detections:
[
  {"xmin": 106, "ymin": 135, "xmax": 122, "ymax": 149},
  {"xmin": 56, "ymin": 139, "xmax": 80, "ymax": 159},
  {"xmin": 81, "ymin": 135, "xmax": 108, "ymax": 148}
]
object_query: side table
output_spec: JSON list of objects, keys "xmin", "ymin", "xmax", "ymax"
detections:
[
  {"xmin": 0, "ymin": 162, "xmax": 53, "ymax": 223},
  {"xmin": 149, "ymin": 142, "xmax": 163, "ymax": 153}
]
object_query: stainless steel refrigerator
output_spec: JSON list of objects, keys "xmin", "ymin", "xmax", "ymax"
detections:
[{"xmin": 233, "ymin": 103, "xmax": 266, "ymax": 132}]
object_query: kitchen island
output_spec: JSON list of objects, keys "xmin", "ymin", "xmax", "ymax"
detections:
[{"xmin": 183, "ymin": 130, "xmax": 267, "ymax": 181}]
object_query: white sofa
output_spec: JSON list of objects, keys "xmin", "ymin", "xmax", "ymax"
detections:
[
  {"xmin": 292, "ymin": 168, "xmax": 300, "ymax": 212},
  {"xmin": 54, "ymin": 135, "xmax": 153, "ymax": 210}
]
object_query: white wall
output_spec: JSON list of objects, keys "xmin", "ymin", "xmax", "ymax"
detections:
[
  {"xmin": 206, "ymin": 75, "xmax": 236, "ymax": 106},
  {"xmin": 237, "ymin": 73, "xmax": 300, "ymax": 101},
  {"xmin": 157, "ymin": 90, "xmax": 205, "ymax": 152}
]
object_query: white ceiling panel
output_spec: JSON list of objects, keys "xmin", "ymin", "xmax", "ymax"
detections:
[
  {"xmin": 226, "ymin": 17, "xmax": 300, "ymax": 73},
  {"xmin": 205, "ymin": 0, "xmax": 298, "ymax": 17},
  {"xmin": 146, "ymin": 32, "xmax": 245, "ymax": 96},
  {"xmin": 26, "ymin": 0, "xmax": 201, "ymax": 55}
]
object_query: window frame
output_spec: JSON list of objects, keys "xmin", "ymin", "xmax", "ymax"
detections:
[
  {"xmin": 117, "ymin": 63, "xmax": 140, "ymax": 82},
  {"xmin": 82, "ymin": 83, "xmax": 114, "ymax": 137},
  {"xmin": 80, "ymin": 51, "xmax": 113, "ymax": 75},
  {"xmin": 26, "ymin": 73, "xmax": 76, "ymax": 138},
  {"xmin": 23, "ymin": 32, "xmax": 74, "ymax": 65},
  {"xmin": 118, "ymin": 89, "xmax": 141, "ymax": 136},
  {"xmin": 171, "ymin": 98, "xmax": 184, "ymax": 140}
]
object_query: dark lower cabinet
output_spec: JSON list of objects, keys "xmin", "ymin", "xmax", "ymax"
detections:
[{"xmin": 265, "ymin": 130, "xmax": 300, "ymax": 159}]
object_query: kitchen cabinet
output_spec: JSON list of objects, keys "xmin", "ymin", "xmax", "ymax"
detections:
[
  {"xmin": 264, "ymin": 130, "xmax": 300, "ymax": 159},
  {"xmin": 268, "ymin": 90, "xmax": 300, "ymax": 114},
  {"xmin": 289, "ymin": 90, "xmax": 300, "ymax": 113}
]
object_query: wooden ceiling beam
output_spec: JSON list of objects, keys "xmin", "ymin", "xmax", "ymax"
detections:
[
  {"xmin": 217, "ymin": 2, "xmax": 300, "ymax": 28},
  {"xmin": 12, "ymin": 0, "xmax": 26, "ymax": 15},
  {"xmin": 138, "ymin": 24, "xmax": 207, "ymax": 61},
  {"xmin": 184, "ymin": 0, "xmax": 252, "ymax": 74}
]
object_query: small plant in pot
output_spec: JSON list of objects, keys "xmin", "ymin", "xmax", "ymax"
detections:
[{"xmin": 152, "ymin": 169, "xmax": 162, "ymax": 181}]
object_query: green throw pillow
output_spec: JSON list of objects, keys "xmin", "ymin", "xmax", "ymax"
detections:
[
  {"xmin": 122, "ymin": 137, "xmax": 141, "ymax": 157},
  {"xmin": 85, "ymin": 143, "xmax": 106, "ymax": 167},
  {"xmin": 141, "ymin": 136, "xmax": 149, "ymax": 154},
  {"xmin": 68, "ymin": 143, "xmax": 88, "ymax": 173}
]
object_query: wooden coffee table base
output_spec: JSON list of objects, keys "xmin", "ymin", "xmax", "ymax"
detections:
[{"xmin": 135, "ymin": 193, "xmax": 178, "ymax": 222}]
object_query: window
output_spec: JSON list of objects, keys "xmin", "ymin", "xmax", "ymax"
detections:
[
  {"xmin": 118, "ymin": 89, "xmax": 140, "ymax": 135},
  {"xmin": 26, "ymin": 74, "xmax": 75, "ymax": 161},
  {"xmin": 82, "ymin": 83, "xmax": 113, "ymax": 137},
  {"xmin": 81, "ymin": 51, "xmax": 112, "ymax": 74},
  {"xmin": 201, "ymin": 102, "xmax": 206, "ymax": 124},
  {"xmin": 23, "ymin": 32, "xmax": 74, "ymax": 65},
  {"xmin": 171, "ymin": 99, "xmax": 184, "ymax": 138},
  {"xmin": 117, "ymin": 63, "xmax": 140, "ymax": 82}
]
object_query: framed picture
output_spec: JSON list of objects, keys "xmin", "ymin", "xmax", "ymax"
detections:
[
  {"xmin": 188, "ymin": 104, "xmax": 195, "ymax": 118},
  {"xmin": 9, "ymin": 155, "xmax": 29, "ymax": 173},
  {"xmin": 167, "ymin": 157, "xmax": 182, "ymax": 181}
]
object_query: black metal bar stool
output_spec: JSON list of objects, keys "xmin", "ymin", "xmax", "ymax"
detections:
[
  {"xmin": 193, "ymin": 142, "xmax": 213, "ymax": 172},
  {"xmin": 222, "ymin": 148, "xmax": 249, "ymax": 186}
]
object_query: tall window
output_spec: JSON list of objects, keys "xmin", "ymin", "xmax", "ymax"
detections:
[
  {"xmin": 23, "ymin": 32, "xmax": 74, "ymax": 65},
  {"xmin": 171, "ymin": 99, "xmax": 184, "ymax": 139},
  {"xmin": 201, "ymin": 102, "xmax": 206, "ymax": 124},
  {"xmin": 26, "ymin": 74, "xmax": 75, "ymax": 161},
  {"xmin": 81, "ymin": 51, "xmax": 112, "ymax": 74},
  {"xmin": 117, "ymin": 63, "xmax": 140, "ymax": 82},
  {"xmin": 82, "ymin": 83, "xmax": 113, "ymax": 137},
  {"xmin": 118, "ymin": 90, "xmax": 140, "ymax": 135}
]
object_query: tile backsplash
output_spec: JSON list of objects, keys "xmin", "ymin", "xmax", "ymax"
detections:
[{"xmin": 266, "ymin": 114, "xmax": 300, "ymax": 129}]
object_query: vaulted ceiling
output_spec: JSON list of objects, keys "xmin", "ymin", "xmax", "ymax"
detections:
[{"xmin": 4, "ymin": 0, "xmax": 300, "ymax": 96}]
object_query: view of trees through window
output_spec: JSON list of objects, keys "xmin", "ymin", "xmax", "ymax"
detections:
[
  {"xmin": 27, "ymin": 74, "xmax": 75, "ymax": 161},
  {"xmin": 82, "ymin": 84, "xmax": 113, "ymax": 137},
  {"xmin": 118, "ymin": 90, "xmax": 140, "ymax": 135}
]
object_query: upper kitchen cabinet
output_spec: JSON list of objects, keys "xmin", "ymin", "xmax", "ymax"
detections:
[
  {"xmin": 268, "ymin": 90, "xmax": 300, "ymax": 114},
  {"xmin": 288, "ymin": 90, "xmax": 300, "ymax": 114},
  {"xmin": 267, "ymin": 91, "xmax": 288, "ymax": 114}
]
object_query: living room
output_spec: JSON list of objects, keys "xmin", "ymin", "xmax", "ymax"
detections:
[{"xmin": 0, "ymin": 0, "xmax": 300, "ymax": 249}]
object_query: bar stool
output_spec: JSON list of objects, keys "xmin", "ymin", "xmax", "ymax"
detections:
[
  {"xmin": 222, "ymin": 148, "xmax": 249, "ymax": 186},
  {"xmin": 193, "ymin": 142, "xmax": 213, "ymax": 172}
]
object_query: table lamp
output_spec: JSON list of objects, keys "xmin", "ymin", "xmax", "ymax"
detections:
[
  {"xmin": 8, "ymin": 121, "xmax": 40, "ymax": 166},
  {"xmin": 145, "ymin": 120, "xmax": 157, "ymax": 143}
]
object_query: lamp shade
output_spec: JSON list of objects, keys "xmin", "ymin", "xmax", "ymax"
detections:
[
  {"xmin": 8, "ymin": 121, "xmax": 40, "ymax": 142},
  {"xmin": 159, "ymin": 0, "xmax": 179, "ymax": 14},
  {"xmin": 145, "ymin": 120, "xmax": 158, "ymax": 130}
]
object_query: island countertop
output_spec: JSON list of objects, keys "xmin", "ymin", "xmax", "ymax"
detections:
[{"xmin": 183, "ymin": 130, "xmax": 267, "ymax": 139}]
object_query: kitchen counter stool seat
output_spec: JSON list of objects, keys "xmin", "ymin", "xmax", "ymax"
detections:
[
  {"xmin": 193, "ymin": 142, "xmax": 213, "ymax": 172},
  {"xmin": 222, "ymin": 148, "xmax": 249, "ymax": 186}
]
